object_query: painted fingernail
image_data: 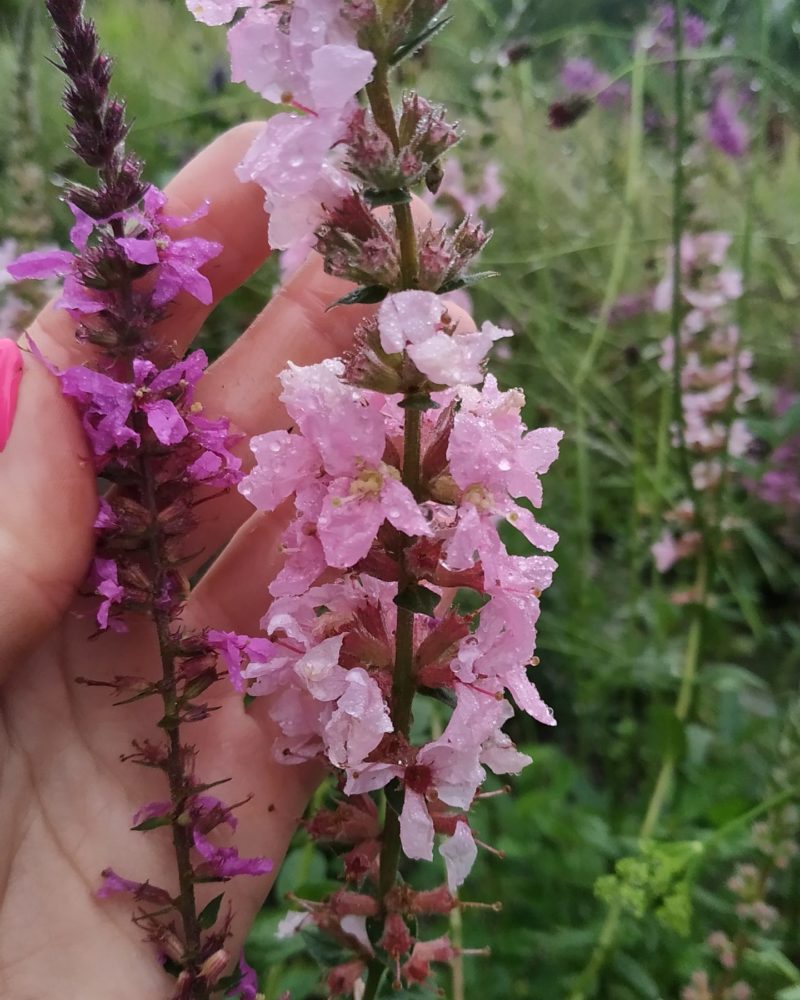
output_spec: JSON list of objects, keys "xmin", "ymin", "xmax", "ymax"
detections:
[{"xmin": 0, "ymin": 339, "xmax": 24, "ymax": 452}]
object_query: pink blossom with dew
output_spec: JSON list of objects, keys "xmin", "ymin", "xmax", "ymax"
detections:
[
  {"xmin": 185, "ymin": 0, "xmax": 257, "ymax": 26},
  {"xmin": 378, "ymin": 290, "xmax": 512, "ymax": 387},
  {"xmin": 218, "ymin": 0, "xmax": 376, "ymax": 251},
  {"xmin": 241, "ymin": 358, "xmax": 431, "ymax": 570}
]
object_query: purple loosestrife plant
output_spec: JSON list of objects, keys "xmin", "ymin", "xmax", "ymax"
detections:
[
  {"xmin": 8, "ymin": 3, "xmax": 267, "ymax": 998},
  {"xmin": 649, "ymin": 232, "xmax": 755, "ymax": 590},
  {"xmin": 187, "ymin": 2, "xmax": 562, "ymax": 996},
  {"xmin": 550, "ymin": 4, "xmax": 754, "ymax": 160}
]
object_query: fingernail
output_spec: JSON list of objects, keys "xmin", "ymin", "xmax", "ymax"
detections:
[{"xmin": 0, "ymin": 339, "xmax": 24, "ymax": 452}]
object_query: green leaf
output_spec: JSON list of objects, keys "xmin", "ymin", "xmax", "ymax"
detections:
[
  {"xmin": 326, "ymin": 285, "xmax": 389, "ymax": 310},
  {"xmin": 300, "ymin": 927, "xmax": 347, "ymax": 968},
  {"xmin": 130, "ymin": 813, "xmax": 173, "ymax": 832},
  {"xmin": 745, "ymin": 946, "xmax": 800, "ymax": 983},
  {"xmin": 394, "ymin": 583, "xmax": 441, "ymax": 617},
  {"xmin": 450, "ymin": 587, "xmax": 491, "ymax": 615},
  {"xmin": 417, "ymin": 685, "xmax": 457, "ymax": 709},
  {"xmin": 399, "ymin": 393, "xmax": 440, "ymax": 411},
  {"xmin": 390, "ymin": 14, "xmax": 453, "ymax": 66},
  {"xmin": 438, "ymin": 270, "xmax": 499, "ymax": 294},
  {"xmin": 364, "ymin": 187, "xmax": 412, "ymax": 208},
  {"xmin": 198, "ymin": 893, "xmax": 224, "ymax": 930}
]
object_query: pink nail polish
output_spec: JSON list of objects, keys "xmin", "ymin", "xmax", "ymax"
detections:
[{"xmin": 0, "ymin": 339, "xmax": 24, "ymax": 452}]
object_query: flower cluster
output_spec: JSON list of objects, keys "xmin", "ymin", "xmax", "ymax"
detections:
[
  {"xmin": 650, "ymin": 232, "xmax": 755, "ymax": 580},
  {"xmin": 188, "ymin": 0, "xmax": 376, "ymax": 258},
  {"xmin": 9, "ymin": 3, "xmax": 264, "ymax": 997},
  {"xmin": 551, "ymin": 4, "xmax": 752, "ymax": 160},
  {"xmin": 188, "ymin": 0, "xmax": 471, "ymax": 287},
  {"xmin": 190, "ymin": 7, "xmax": 561, "ymax": 994},
  {"xmin": 211, "ymin": 287, "xmax": 559, "ymax": 992},
  {"xmin": 681, "ymin": 805, "xmax": 799, "ymax": 1000},
  {"xmin": 751, "ymin": 387, "xmax": 800, "ymax": 549}
]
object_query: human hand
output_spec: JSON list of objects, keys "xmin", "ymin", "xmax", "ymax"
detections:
[{"xmin": 0, "ymin": 123, "xmax": 392, "ymax": 998}]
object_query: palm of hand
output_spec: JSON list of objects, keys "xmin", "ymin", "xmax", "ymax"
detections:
[{"xmin": 0, "ymin": 125, "xmax": 346, "ymax": 998}]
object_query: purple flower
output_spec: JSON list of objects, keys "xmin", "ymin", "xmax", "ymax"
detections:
[
  {"xmin": 8, "ymin": 185, "xmax": 221, "ymax": 318},
  {"xmin": 226, "ymin": 958, "xmax": 259, "ymax": 1000},
  {"xmin": 560, "ymin": 57, "xmax": 608, "ymax": 94},
  {"xmin": 97, "ymin": 868, "xmax": 173, "ymax": 906},
  {"xmin": 207, "ymin": 630, "xmax": 279, "ymax": 693},
  {"xmin": 193, "ymin": 829, "xmax": 273, "ymax": 879},
  {"xmin": 707, "ymin": 91, "xmax": 749, "ymax": 158},
  {"xmin": 90, "ymin": 557, "xmax": 126, "ymax": 631}
]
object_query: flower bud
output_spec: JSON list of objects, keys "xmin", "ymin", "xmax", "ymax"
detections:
[{"xmin": 200, "ymin": 949, "xmax": 230, "ymax": 986}]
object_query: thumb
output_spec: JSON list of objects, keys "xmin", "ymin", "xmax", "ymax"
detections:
[{"xmin": 0, "ymin": 338, "xmax": 96, "ymax": 675}]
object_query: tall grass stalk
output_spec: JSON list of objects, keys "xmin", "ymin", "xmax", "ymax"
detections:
[
  {"xmin": 568, "ymin": 6, "xmax": 705, "ymax": 995},
  {"xmin": 573, "ymin": 38, "xmax": 646, "ymax": 607}
]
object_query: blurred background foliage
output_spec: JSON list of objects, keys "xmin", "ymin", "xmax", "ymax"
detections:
[{"xmin": 2, "ymin": 1, "xmax": 800, "ymax": 998}]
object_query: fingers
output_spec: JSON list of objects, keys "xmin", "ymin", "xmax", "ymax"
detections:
[
  {"xmin": 27, "ymin": 122, "xmax": 271, "ymax": 369},
  {"xmin": 0, "ymin": 353, "xmax": 96, "ymax": 675}
]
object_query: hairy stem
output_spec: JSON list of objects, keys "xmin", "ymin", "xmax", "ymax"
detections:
[
  {"xmin": 361, "ymin": 48, "xmax": 424, "ymax": 1000},
  {"xmin": 141, "ymin": 453, "xmax": 210, "ymax": 1000},
  {"xmin": 366, "ymin": 61, "xmax": 419, "ymax": 289}
]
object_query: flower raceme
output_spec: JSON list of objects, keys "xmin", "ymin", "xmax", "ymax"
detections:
[
  {"xmin": 181, "ymin": 1, "xmax": 564, "ymax": 994},
  {"xmin": 650, "ymin": 232, "xmax": 755, "ymax": 577},
  {"xmin": 207, "ymin": 287, "xmax": 562, "ymax": 991}
]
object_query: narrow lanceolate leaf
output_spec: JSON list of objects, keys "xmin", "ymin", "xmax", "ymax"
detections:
[
  {"xmin": 131, "ymin": 815, "xmax": 173, "ymax": 832},
  {"xmin": 364, "ymin": 188, "xmax": 412, "ymax": 208},
  {"xmin": 327, "ymin": 285, "xmax": 389, "ymax": 311},
  {"xmin": 394, "ymin": 583, "xmax": 441, "ymax": 617},
  {"xmin": 391, "ymin": 15, "xmax": 454, "ymax": 66},
  {"xmin": 438, "ymin": 270, "xmax": 500, "ymax": 294},
  {"xmin": 198, "ymin": 893, "xmax": 225, "ymax": 930}
]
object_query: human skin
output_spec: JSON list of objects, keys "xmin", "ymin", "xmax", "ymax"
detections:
[{"xmin": 0, "ymin": 123, "xmax": 470, "ymax": 998}]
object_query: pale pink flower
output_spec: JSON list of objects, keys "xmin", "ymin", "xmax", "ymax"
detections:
[{"xmin": 378, "ymin": 291, "xmax": 511, "ymax": 387}]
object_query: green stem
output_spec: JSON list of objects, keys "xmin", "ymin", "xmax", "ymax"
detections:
[
  {"xmin": 361, "ymin": 43, "xmax": 424, "ymax": 1000},
  {"xmin": 572, "ymin": 39, "xmax": 645, "ymax": 609},
  {"xmin": 365, "ymin": 62, "xmax": 419, "ymax": 290},
  {"xmin": 570, "ymin": 13, "xmax": 700, "ymax": 995}
]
